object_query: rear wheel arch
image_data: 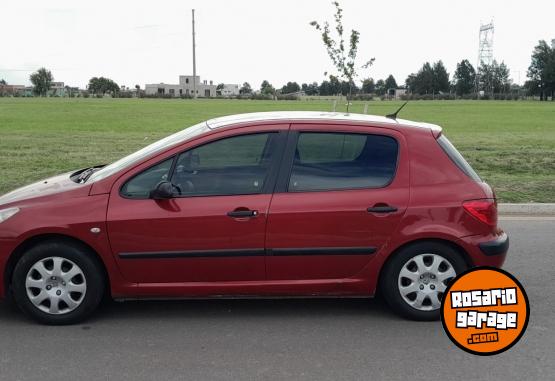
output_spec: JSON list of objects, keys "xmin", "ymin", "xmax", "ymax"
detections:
[
  {"xmin": 378, "ymin": 238, "xmax": 472, "ymax": 292},
  {"xmin": 4, "ymin": 234, "xmax": 110, "ymax": 299},
  {"xmin": 377, "ymin": 238, "xmax": 471, "ymax": 320}
]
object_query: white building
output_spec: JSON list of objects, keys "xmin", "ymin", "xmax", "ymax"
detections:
[
  {"xmin": 220, "ymin": 84, "xmax": 240, "ymax": 97},
  {"xmin": 145, "ymin": 75, "xmax": 219, "ymax": 97},
  {"xmin": 391, "ymin": 88, "xmax": 407, "ymax": 99}
]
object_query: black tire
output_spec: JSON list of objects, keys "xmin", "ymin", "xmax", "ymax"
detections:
[
  {"xmin": 11, "ymin": 240, "xmax": 105, "ymax": 325},
  {"xmin": 380, "ymin": 241, "xmax": 467, "ymax": 321}
]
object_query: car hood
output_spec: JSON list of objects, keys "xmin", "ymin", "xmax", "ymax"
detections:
[{"xmin": 0, "ymin": 171, "xmax": 87, "ymax": 207}]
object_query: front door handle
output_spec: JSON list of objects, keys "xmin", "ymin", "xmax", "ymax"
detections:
[
  {"xmin": 227, "ymin": 209, "xmax": 259, "ymax": 218},
  {"xmin": 367, "ymin": 205, "xmax": 398, "ymax": 214}
]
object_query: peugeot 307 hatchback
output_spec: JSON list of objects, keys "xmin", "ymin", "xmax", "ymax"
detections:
[{"xmin": 0, "ymin": 112, "xmax": 509, "ymax": 324}]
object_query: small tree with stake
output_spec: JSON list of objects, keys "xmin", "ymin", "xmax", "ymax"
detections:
[{"xmin": 310, "ymin": 1, "xmax": 374, "ymax": 112}]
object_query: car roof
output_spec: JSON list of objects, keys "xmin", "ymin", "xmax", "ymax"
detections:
[{"xmin": 205, "ymin": 111, "xmax": 442, "ymax": 133}]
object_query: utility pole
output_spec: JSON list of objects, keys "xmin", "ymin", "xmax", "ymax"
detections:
[{"xmin": 192, "ymin": 9, "xmax": 197, "ymax": 98}]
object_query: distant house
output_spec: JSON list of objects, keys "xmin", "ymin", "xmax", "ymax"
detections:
[
  {"xmin": 145, "ymin": 75, "xmax": 229, "ymax": 98},
  {"xmin": 388, "ymin": 88, "xmax": 407, "ymax": 99},
  {"xmin": 0, "ymin": 84, "xmax": 25, "ymax": 96},
  {"xmin": 220, "ymin": 84, "xmax": 240, "ymax": 97},
  {"xmin": 0, "ymin": 83, "xmax": 83, "ymax": 97},
  {"xmin": 22, "ymin": 86, "xmax": 34, "ymax": 96},
  {"xmin": 48, "ymin": 82, "xmax": 65, "ymax": 96}
]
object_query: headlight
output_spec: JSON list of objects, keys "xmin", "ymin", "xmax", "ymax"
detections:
[{"xmin": 0, "ymin": 207, "xmax": 20, "ymax": 223}]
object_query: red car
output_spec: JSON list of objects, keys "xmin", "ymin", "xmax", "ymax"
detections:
[{"xmin": 0, "ymin": 112, "xmax": 508, "ymax": 324}]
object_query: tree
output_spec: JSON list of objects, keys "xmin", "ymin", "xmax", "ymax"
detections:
[
  {"xmin": 30, "ymin": 68, "xmax": 53, "ymax": 96},
  {"xmin": 384, "ymin": 75, "xmax": 398, "ymax": 91},
  {"xmin": 328, "ymin": 75, "xmax": 341, "ymax": 95},
  {"xmin": 375, "ymin": 79, "xmax": 386, "ymax": 96},
  {"xmin": 0, "ymin": 79, "xmax": 6, "ymax": 85},
  {"xmin": 453, "ymin": 59, "xmax": 476, "ymax": 96},
  {"xmin": 478, "ymin": 60, "xmax": 511, "ymax": 94},
  {"xmin": 281, "ymin": 81, "xmax": 300, "ymax": 94},
  {"xmin": 88, "ymin": 77, "xmax": 120, "ymax": 95},
  {"xmin": 527, "ymin": 40, "xmax": 555, "ymax": 101},
  {"xmin": 405, "ymin": 61, "xmax": 449, "ymax": 95},
  {"xmin": 301, "ymin": 82, "xmax": 319, "ymax": 96},
  {"xmin": 305, "ymin": 82, "xmax": 319, "ymax": 95},
  {"xmin": 524, "ymin": 80, "xmax": 539, "ymax": 96},
  {"xmin": 310, "ymin": 1, "xmax": 374, "ymax": 110},
  {"xmin": 260, "ymin": 80, "xmax": 275, "ymax": 95},
  {"xmin": 319, "ymin": 80, "xmax": 332, "ymax": 95},
  {"xmin": 239, "ymin": 82, "xmax": 252, "ymax": 95},
  {"xmin": 478, "ymin": 62, "xmax": 494, "ymax": 94},
  {"xmin": 216, "ymin": 83, "xmax": 225, "ymax": 96},
  {"xmin": 432, "ymin": 61, "xmax": 450, "ymax": 93},
  {"xmin": 361, "ymin": 78, "xmax": 375, "ymax": 93},
  {"xmin": 494, "ymin": 61, "xmax": 511, "ymax": 93},
  {"xmin": 405, "ymin": 62, "xmax": 433, "ymax": 94}
]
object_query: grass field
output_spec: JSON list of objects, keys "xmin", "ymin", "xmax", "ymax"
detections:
[{"xmin": 0, "ymin": 98, "xmax": 553, "ymax": 202}]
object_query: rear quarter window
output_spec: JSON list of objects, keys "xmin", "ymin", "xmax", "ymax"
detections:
[{"xmin": 437, "ymin": 135, "xmax": 482, "ymax": 182}]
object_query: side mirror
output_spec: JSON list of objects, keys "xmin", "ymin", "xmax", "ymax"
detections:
[{"xmin": 149, "ymin": 181, "xmax": 175, "ymax": 200}]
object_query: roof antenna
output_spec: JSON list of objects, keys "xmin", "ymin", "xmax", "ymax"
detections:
[{"xmin": 386, "ymin": 101, "xmax": 408, "ymax": 120}]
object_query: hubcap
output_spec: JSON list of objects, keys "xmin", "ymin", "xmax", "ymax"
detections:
[
  {"xmin": 398, "ymin": 254, "xmax": 456, "ymax": 311},
  {"xmin": 25, "ymin": 257, "xmax": 87, "ymax": 315}
]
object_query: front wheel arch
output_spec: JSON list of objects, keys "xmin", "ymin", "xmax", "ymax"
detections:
[{"xmin": 4, "ymin": 234, "xmax": 111, "ymax": 300}]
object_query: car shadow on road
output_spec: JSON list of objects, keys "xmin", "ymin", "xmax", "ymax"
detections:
[{"xmin": 0, "ymin": 296, "xmax": 402, "ymax": 325}]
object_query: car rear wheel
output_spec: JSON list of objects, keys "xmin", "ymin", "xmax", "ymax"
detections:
[
  {"xmin": 380, "ymin": 241, "xmax": 467, "ymax": 321},
  {"xmin": 11, "ymin": 241, "xmax": 105, "ymax": 325}
]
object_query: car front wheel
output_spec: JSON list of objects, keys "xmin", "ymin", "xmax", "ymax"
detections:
[{"xmin": 11, "ymin": 241, "xmax": 105, "ymax": 325}]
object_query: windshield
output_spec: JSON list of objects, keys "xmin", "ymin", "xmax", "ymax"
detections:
[{"xmin": 89, "ymin": 121, "xmax": 209, "ymax": 182}]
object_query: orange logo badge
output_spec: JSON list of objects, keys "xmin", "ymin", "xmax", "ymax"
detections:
[{"xmin": 441, "ymin": 267, "xmax": 529, "ymax": 355}]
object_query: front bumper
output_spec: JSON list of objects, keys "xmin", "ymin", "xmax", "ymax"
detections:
[{"xmin": 0, "ymin": 238, "xmax": 18, "ymax": 299}]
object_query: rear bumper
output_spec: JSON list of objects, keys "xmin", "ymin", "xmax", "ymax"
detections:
[
  {"xmin": 458, "ymin": 231, "xmax": 509, "ymax": 268},
  {"xmin": 478, "ymin": 233, "xmax": 509, "ymax": 256}
]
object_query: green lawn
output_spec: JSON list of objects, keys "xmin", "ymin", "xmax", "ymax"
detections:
[{"xmin": 0, "ymin": 98, "xmax": 553, "ymax": 202}]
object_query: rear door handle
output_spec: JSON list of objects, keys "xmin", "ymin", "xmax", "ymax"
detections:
[
  {"xmin": 227, "ymin": 209, "xmax": 259, "ymax": 218},
  {"xmin": 367, "ymin": 205, "xmax": 398, "ymax": 214}
]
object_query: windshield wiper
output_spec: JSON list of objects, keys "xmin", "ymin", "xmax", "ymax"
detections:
[
  {"xmin": 76, "ymin": 168, "xmax": 95, "ymax": 183},
  {"xmin": 76, "ymin": 165, "xmax": 104, "ymax": 183}
]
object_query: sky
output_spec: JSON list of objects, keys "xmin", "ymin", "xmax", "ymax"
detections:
[{"xmin": 1, "ymin": 0, "xmax": 554, "ymax": 89}]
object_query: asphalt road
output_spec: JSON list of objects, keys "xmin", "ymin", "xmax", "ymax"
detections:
[{"xmin": 0, "ymin": 219, "xmax": 554, "ymax": 381}]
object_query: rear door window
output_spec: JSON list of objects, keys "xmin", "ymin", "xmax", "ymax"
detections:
[{"xmin": 288, "ymin": 132, "xmax": 398, "ymax": 192}]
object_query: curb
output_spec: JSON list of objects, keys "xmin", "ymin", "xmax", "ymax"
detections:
[{"xmin": 498, "ymin": 203, "xmax": 555, "ymax": 216}]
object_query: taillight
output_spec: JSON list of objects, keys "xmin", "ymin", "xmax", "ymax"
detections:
[{"xmin": 463, "ymin": 199, "xmax": 497, "ymax": 226}]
